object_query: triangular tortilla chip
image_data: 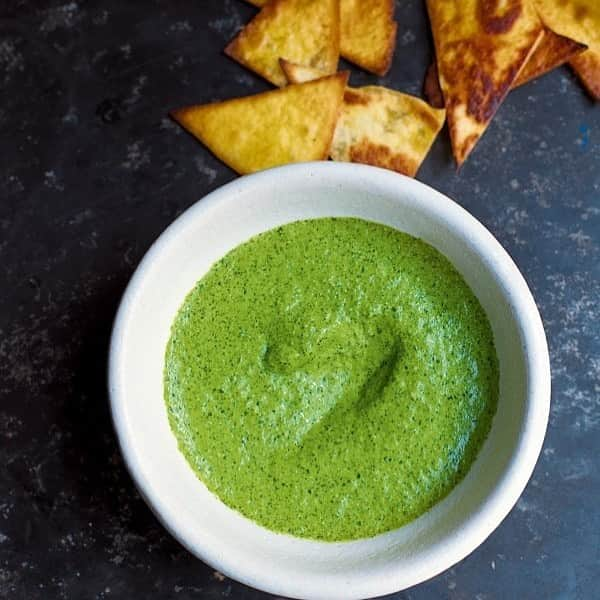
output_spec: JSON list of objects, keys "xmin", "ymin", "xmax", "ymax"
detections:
[
  {"xmin": 330, "ymin": 86, "xmax": 445, "ymax": 176},
  {"xmin": 426, "ymin": 0, "xmax": 544, "ymax": 167},
  {"xmin": 514, "ymin": 28, "xmax": 587, "ymax": 87},
  {"xmin": 225, "ymin": 0, "xmax": 340, "ymax": 87},
  {"xmin": 534, "ymin": 0, "xmax": 600, "ymax": 100},
  {"xmin": 340, "ymin": 0, "xmax": 397, "ymax": 76},
  {"xmin": 171, "ymin": 73, "xmax": 348, "ymax": 174},
  {"xmin": 424, "ymin": 27, "xmax": 586, "ymax": 106},
  {"xmin": 279, "ymin": 61, "xmax": 445, "ymax": 176}
]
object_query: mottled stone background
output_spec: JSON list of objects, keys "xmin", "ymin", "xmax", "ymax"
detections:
[{"xmin": 1, "ymin": 1, "xmax": 598, "ymax": 598}]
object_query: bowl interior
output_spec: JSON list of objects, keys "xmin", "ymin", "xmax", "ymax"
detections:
[{"xmin": 110, "ymin": 163, "xmax": 549, "ymax": 600}]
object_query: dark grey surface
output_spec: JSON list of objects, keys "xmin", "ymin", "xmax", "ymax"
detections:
[{"xmin": 1, "ymin": 1, "xmax": 599, "ymax": 598}]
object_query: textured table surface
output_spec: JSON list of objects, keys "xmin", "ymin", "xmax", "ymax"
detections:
[{"xmin": 1, "ymin": 1, "xmax": 599, "ymax": 598}]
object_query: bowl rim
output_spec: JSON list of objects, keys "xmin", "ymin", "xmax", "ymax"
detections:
[{"xmin": 108, "ymin": 162, "xmax": 550, "ymax": 599}]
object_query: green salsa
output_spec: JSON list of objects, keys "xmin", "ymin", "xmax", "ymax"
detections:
[{"xmin": 164, "ymin": 218, "xmax": 498, "ymax": 541}]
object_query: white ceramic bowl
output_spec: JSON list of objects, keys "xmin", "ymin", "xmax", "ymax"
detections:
[{"xmin": 109, "ymin": 162, "xmax": 550, "ymax": 599}]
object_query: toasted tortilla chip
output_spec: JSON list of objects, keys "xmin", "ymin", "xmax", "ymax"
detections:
[
  {"xmin": 426, "ymin": 0, "xmax": 544, "ymax": 167},
  {"xmin": 330, "ymin": 87, "xmax": 445, "ymax": 177},
  {"xmin": 534, "ymin": 0, "xmax": 600, "ymax": 100},
  {"xmin": 514, "ymin": 27, "xmax": 587, "ymax": 87},
  {"xmin": 279, "ymin": 58, "xmax": 326, "ymax": 83},
  {"xmin": 246, "ymin": 0, "xmax": 268, "ymax": 6},
  {"xmin": 340, "ymin": 0, "xmax": 397, "ymax": 75},
  {"xmin": 424, "ymin": 27, "xmax": 586, "ymax": 105},
  {"xmin": 171, "ymin": 73, "xmax": 348, "ymax": 174},
  {"xmin": 225, "ymin": 0, "xmax": 340, "ymax": 87}
]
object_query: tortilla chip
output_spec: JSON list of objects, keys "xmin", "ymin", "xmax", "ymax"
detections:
[
  {"xmin": 330, "ymin": 87, "xmax": 445, "ymax": 177},
  {"xmin": 171, "ymin": 72, "xmax": 348, "ymax": 174},
  {"xmin": 246, "ymin": 0, "xmax": 268, "ymax": 6},
  {"xmin": 340, "ymin": 0, "xmax": 397, "ymax": 76},
  {"xmin": 514, "ymin": 28, "xmax": 587, "ymax": 87},
  {"xmin": 424, "ymin": 27, "xmax": 586, "ymax": 105},
  {"xmin": 225, "ymin": 0, "xmax": 340, "ymax": 87},
  {"xmin": 279, "ymin": 58, "xmax": 326, "ymax": 83},
  {"xmin": 426, "ymin": 0, "xmax": 544, "ymax": 167},
  {"xmin": 534, "ymin": 0, "xmax": 600, "ymax": 100}
]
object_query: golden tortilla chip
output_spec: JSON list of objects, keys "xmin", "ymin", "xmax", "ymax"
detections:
[
  {"xmin": 426, "ymin": 0, "xmax": 544, "ymax": 167},
  {"xmin": 171, "ymin": 72, "xmax": 348, "ymax": 175},
  {"xmin": 534, "ymin": 0, "xmax": 600, "ymax": 100},
  {"xmin": 330, "ymin": 87, "xmax": 445, "ymax": 176},
  {"xmin": 333, "ymin": 87, "xmax": 444, "ymax": 177},
  {"xmin": 514, "ymin": 28, "xmax": 587, "ymax": 87},
  {"xmin": 329, "ymin": 87, "xmax": 444, "ymax": 177},
  {"xmin": 340, "ymin": 0, "xmax": 397, "ymax": 76},
  {"xmin": 225, "ymin": 0, "xmax": 340, "ymax": 87},
  {"xmin": 424, "ymin": 27, "xmax": 586, "ymax": 105}
]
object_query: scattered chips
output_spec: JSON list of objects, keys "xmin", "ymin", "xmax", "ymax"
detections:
[
  {"xmin": 172, "ymin": 1, "xmax": 592, "ymax": 178},
  {"xmin": 171, "ymin": 73, "xmax": 348, "ymax": 174},
  {"xmin": 280, "ymin": 61, "xmax": 445, "ymax": 176},
  {"xmin": 339, "ymin": 0, "xmax": 397, "ymax": 76},
  {"xmin": 426, "ymin": 0, "xmax": 544, "ymax": 167},
  {"xmin": 225, "ymin": 0, "xmax": 340, "ymax": 87},
  {"xmin": 534, "ymin": 0, "xmax": 600, "ymax": 100},
  {"xmin": 246, "ymin": 0, "xmax": 398, "ymax": 75}
]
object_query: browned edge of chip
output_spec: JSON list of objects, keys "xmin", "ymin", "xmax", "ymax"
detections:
[
  {"xmin": 570, "ymin": 51, "xmax": 600, "ymax": 101},
  {"xmin": 342, "ymin": 108, "xmax": 442, "ymax": 177},
  {"xmin": 347, "ymin": 140, "xmax": 420, "ymax": 177},
  {"xmin": 514, "ymin": 28, "xmax": 587, "ymax": 87},
  {"xmin": 330, "ymin": 86, "xmax": 446, "ymax": 177},
  {"xmin": 423, "ymin": 61, "xmax": 444, "ymax": 109}
]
